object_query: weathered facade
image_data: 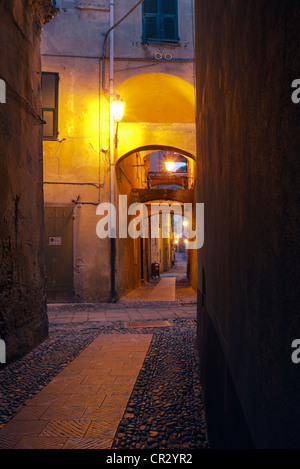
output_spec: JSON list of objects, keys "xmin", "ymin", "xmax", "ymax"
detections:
[
  {"xmin": 41, "ymin": 0, "xmax": 197, "ymax": 303},
  {"xmin": 195, "ymin": 0, "xmax": 300, "ymax": 449},
  {"xmin": 0, "ymin": 0, "xmax": 56, "ymax": 364}
]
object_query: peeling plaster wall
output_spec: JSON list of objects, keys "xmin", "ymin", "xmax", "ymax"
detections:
[
  {"xmin": 42, "ymin": 54, "xmax": 111, "ymax": 303},
  {"xmin": 0, "ymin": 0, "xmax": 56, "ymax": 364},
  {"xmin": 41, "ymin": 0, "xmax": 197, "ymax": 302},
  {"xmin": 195, "ymin": 0, "xmax": 300, "ymax": 449},
  {"xmin": 117, "ymin": 123, "xmax": 196, "ymax": 160}
]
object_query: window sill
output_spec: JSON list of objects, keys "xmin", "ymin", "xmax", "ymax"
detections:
[
  {"xmin": 75, "ymin": 4, "xmax": 109, "ymax": 11},
  {"xmin": 43, "ymin": 137, "xmax": 58, "ymax": 141},
  {"xmin": 143, "ymin": 40, "xmax": 181, "ymax": 47}
]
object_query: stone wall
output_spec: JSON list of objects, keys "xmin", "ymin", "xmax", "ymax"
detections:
[
  {"xmin": 195, "ymin": 0, "xmax": 300, "ymax": 448},
  {"xmin": 0, "ymin": 0, "xmax": 56, "ymax": 364}
]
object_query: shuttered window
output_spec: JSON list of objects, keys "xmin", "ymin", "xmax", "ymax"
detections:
[
  {"xmin": 42, "ymin": 72, "xmax": 59, "ymax": 140},
  {"xmin": 143, "ymin": 0, "xmax": 178, "ymax": 43}
]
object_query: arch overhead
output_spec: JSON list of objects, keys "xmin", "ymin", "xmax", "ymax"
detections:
[
  {"xmin": 117, "ymin": 146, "xmax": 196, "ymax": 208},
  {"xmin": 117, "ymin": 73, "xmax": 195, "ymax": 123},
  {"xmin": 117, "ymin": 145, "xmax": 195, "ymax": 166},
  {"xmin": 129, "ymin": 188, "xmax": 194, "ymax": 206},
  {"xmin": 115, "ymin": 73, "xmax": 196, "ymax": 162}
]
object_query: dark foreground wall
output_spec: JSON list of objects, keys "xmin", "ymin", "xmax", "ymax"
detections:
[
  {"xmin": 195, "ymin": 1, "xmax": 300, "ymax": 448},
  {"xmin": 0, "ymin": 1, "xmax": 56, "ymax": 364}
]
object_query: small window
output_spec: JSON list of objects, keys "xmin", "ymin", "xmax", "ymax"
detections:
[
  {"xmin": 143, "ymin": 0, "xmax": 178, "ymax": 44},
  {"xmin": 42, "ymin": 72, "xmax": 59, "ymax": 140}
]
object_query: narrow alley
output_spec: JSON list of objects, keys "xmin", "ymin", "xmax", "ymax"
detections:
[
  {"xmin": 0, "ymin": 260, "xmax": 207, "ymax": 450},
  {"xmin": 1, "ymin": 0, "xmax": 299, "ymax": 453}
]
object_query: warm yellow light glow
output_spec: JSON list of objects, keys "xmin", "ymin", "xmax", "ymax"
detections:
[
  {"xmin": 165, "ymin": 161, "xmax": 175, "ymax": 172},
  {"xmin": 183, "ymin": 220, "xmax": 188, "ymax": 227},
  {"xmin": 175, "ymin": 239, "xmax": 179, "ymax": 244},
  {"xmin": 184, "ymin": 239, "xmax": 188, "ymax": 244},
  {"xmin": 111, "ymin": 99, "xmax": 125, "ymax": 122},
  {"xmin": 116, "ymin": 73, "xmax": 195, "ymax": 123}
]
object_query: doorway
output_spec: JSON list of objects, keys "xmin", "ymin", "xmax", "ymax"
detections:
[{"xmin": 44, "ymin": 206, "xmax": 74, "ymax": 302}]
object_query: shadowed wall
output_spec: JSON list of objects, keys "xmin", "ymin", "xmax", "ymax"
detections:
[
  {"xmin": 0, "ymin": 0, "xmax": 56, "ymax": 364},
  {"xmin": 195, "ymin": 0, "xmax": 300, "ymax": 449}
]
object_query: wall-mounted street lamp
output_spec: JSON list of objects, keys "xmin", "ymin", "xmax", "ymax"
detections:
[
  {"xmin": 111, "ymin": 97, "xmax": 125, "ymax": 122},
  {"xmin": 111, "ymin": 97, "xmax": 125, "ymax": 149}
]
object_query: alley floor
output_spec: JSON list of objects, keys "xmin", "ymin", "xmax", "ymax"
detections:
[{"xmin": 0, "ymin": 268, "xmax": 208, "ymax": 450}]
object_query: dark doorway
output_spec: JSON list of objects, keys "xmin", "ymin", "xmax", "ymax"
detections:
[{"xmin": 44, "ymin": 206, "xmax": 74, "ymax": 302}]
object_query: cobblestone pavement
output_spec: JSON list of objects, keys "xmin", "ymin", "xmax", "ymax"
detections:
[
  {"xmin": 112, "ymin": 322, "xmax": 208, "ymax": 450},
  {"xmin": 0, "ymin": 277, "xmax": 208, "ymax": 450}
]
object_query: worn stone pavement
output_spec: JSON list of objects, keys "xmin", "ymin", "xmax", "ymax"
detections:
[
  {"xmin": 0, "ymin": 260, "xmax": 199, "ymax": 450},
  {"xmin": 0, "ymin": 334, "xmax": 153, "ymax": 449}
]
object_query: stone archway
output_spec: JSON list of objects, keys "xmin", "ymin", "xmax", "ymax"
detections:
[
  {"xmin": 117, "ymin": 144, "xmax": 195, "ymax": 166},
  {"xmin": 116, "ymin": 72, "xmax": 195, "ymax": 123},
  {"xmin": 113, "ymin": 73, "xmax": 196, "ymax": 163}
]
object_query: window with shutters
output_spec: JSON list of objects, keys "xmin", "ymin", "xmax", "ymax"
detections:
[
  {"xmin": 42, "ymin": 72, "xmax": 59, "ymax": 140},
  {"xmin": 142, "ymin": 0, "xmax": 179, "ymax": 44}
]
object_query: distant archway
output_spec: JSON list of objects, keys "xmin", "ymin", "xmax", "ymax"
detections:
[
  {"xmin": 114, "ymin": 73, "xmax": 197, "ymax": 297},
  {"xmin": 128, "ymin": 188, "xmax": 194, "ymax": 206},
  {"xmin": 117, "ymin": 145, "xmax": 196, "ymax": 166}
]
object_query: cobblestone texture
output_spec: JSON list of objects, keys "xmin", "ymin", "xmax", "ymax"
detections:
[{"xmin": 0, "ymin": 318, "xmax": 208, "ymax": 449}]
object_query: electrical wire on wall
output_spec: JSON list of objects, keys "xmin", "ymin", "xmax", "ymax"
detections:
[
  {"xmin": 44, "ymin": 135, "xmax": 110, "ymax": 205},
  {"xmin": 43, "ymin": 1, "xmax": 147, "ymax": 210},
  {"xmin": 191, "ymin": 0, "xmax": 197, "ymax": 121},
  {"xmin": 0, "ymin": 64, "xmax": 106, "ymax": 206},
  {"xmin": 0, "ymin": 72, "xmax": 45, "ymax": 124},
  {"xmin": 48, "ymin": 138, "xmax": 65, "ymax": 175},
  {"xmin": 102, "ymin": 0, "xmax": 145, "ymax": 95}
]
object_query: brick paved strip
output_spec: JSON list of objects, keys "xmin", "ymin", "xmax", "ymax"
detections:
[{"xmin": 0, "ymin": 334, "xmax": 152, "ymax": 449}]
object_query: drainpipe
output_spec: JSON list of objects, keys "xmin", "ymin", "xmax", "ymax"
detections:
[
  {"xmin": 109, "ymin": 0, "xmax": 116, "ymax": 302},
  {"xmin": 105, "ymin": 0, "xmax": 145, "ymax": 302}
]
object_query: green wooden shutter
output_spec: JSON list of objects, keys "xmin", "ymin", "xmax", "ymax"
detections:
[
  {"xmin": 161, "ymin": 0, "xmax": 177, "ymax": 15},
  {"xmin": 161, "ymin": 0, "xmax": 178, "ymax": 41},
  {"xmin": 144, "ymin": 0, "xmax": 158, "ymax": 14},
  {"xmin": 143, "ymin": 0, "xmax": 159, "ymax": 41},
  {"xmin": 143, "ymin": 0, "xmax": 178, "ymax": 43}
]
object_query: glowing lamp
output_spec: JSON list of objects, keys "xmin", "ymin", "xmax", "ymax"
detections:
[
  {"xmin": 165, "ymin": 161, "xmax": 175, "ymax": 172},
  {"xmin": 111, "ymin": 98, "xmax": 125, "ymax": 122},
  {"xmin": 183, "ymin": 220, "xmax": 188, "ymax": 227}
]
